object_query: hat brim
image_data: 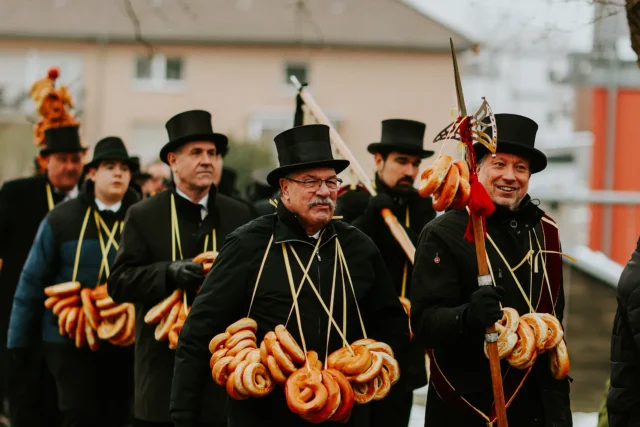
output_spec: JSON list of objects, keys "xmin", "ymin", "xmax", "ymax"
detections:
[
  {"xmin": 474, "ymin": 141, "xmax": 547, "ymax": 174},
  {"xmin": 160, "ymin": 133, "xmax": 229, "ymax": 164},
  {"xmin": 84, "ymin": 155, "xmax": 140, "ymax": 173},
  {"xmin": 266, "ymin": 159, "xmax": 350, "ymax": 188},
  {"xmin": 367, "ymin": 142, "xmax": 434, "ymax": 159}
]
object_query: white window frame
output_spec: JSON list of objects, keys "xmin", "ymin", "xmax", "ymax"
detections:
[{"xmin": 133, "ymin": 53, "xmax": 185, "ymax": 93}]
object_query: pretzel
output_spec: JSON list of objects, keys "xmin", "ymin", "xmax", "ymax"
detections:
[
  {"xmin": 226, "ymin": 317, "xmax": 258, "ymax": 335},
  {"xmin": 521, "ymin": 313, "xmax": 549, "ymax": 353},
  {"xmin": 285, "ymin": 368, "xmax": 328, "ymax": 415},
  {"xmin": 352, "ymin": 379, "xmax": 377, "ymax": 404},
  {"xmin": 229, "ymin": 348, "xmax": 254, "ymax": 372},
  {"xmin": 484, "ymin": 307, "xmax": 519, "ymax": 360},
  {"xmin": 52, "ymin": 295, "xmax": 80, "ymax": 316},
  {"xmin": 99, "ymin": 303, "xmax": 129, "ymax": 319},
  {"xmin": 242, "ymin": 361, "xmax": 275, "ymax": 397},
  {"xmin": 97, "ymin": 312, "xmax": 127, "ymax": 340},
  {"xmin": 225, "ymin": 330, "xmax": 256, "ymax": 349},
  {"xmin": 325, "ymin": 369, "xmax": 354, "ymax": 423},
  {"xmin": 193, "ymin": 251, "xmax": 218, "ymax": 264},
  {"xmin": 75, "ymin": 309, "xmax": 86, "ymax": 349},
  {"xmin": 144, "ymin": 290, "xmax": 182, "ymax": 324},
  {"xmin": 549, "ymin": 339, "xmax": 570, "ymax": 380},
  {"xmin": 81, "ymin": 288, "xmax": 101, "ymax": 331},
  {"xmin": 537, "ymin": 313, "xmax": 564, "ymax": 351},
  {"xmin": 328, "ymin": 345, "xmax": 373, "ymax": 376},
  {"xmin": 227, "ymin": 339, "xmax": 257, "ymax": 357},
  {"xmin": 154, "ymin": 301, "xmax": 182, "ymax": 342},
  {"xmin": 418, "ymin": 156, "xmax": 472, "ymax": 211},
  {"xmin": 418, "ymin": 155, "xmax": 453, "ymax": 198},
  {"xmin": 270, "ymin": 341, "xmax": 297, "ymax": 375},
  {"xmin": 301, "ymin": 371, "xmax": 341, "ymax": 423},
  {"xmin": 233, "ymin": 360, "xmax": 252, "ymax": 398},
  {"xmin": 365, "ymin": 342, "xmax": 394, "ymax": 358},
  {"xmin": 44, "ymin": 296, "xmax": 60, "ymax": 309},
  {"xmin": 210, "ymin": 349, "xmax": 229, "ymax": 369},
  {"xmin": 209, "ymin": 332, "xmax": 231, "ymax": 353},
  {"xmin": 305, "ymin": 351, "xmax": 323, "ymax": 371},
  {"xmin": 58, "ymin": 307, "xmax": 71, "ymax": 336},
  {"xmin": 226, "ymin": 366, "xmax": 249, "ymax": 400},
  {"xmin": 372, "ymin": 366, "xmax": 392, "ymax": 401},
  {"xmin": 90, "ymin": 284, "xmax": 109, "ymax": 300},
  {"xmin": 212, "ymin": 356, "xmax": 234, "ymax": 386},
  {"xmin": 275, "ymin": 325, "xmax": 306, "ymax": 364},
  {"xmin": 378, "ymin": 352, "xmax": 401, "ymax": 386},
  {"xmin": 44, "ymin": 281, "xmax": 81, "ymax": 298},
  {"xmin": 353, "ymin": 351, "xmax": 383, "ymax": 384},
  {"xmin": 267, "ymin": 355, "xmax": 288, "ymax": 385},
  {"xmin": 109, "ymin": 304, "xmax": 136, "ymax": 346},
  {"xmin": 65, "ymin": 306, "xmax": 80, "ymax": 339},
  {"xmin": 95, "ymin": 297, "xmax": 116, "ymax": 310},
  {"xmin": 432, "ymin": 163, "xmax": 460, "ymax": 211},
  {"xmin": 506, "ymin": 318, "xmax": 537, "ymax": 369},
  {"xmin": 85, "ymin": 320, "xmax": 100, "ymax": 351}
]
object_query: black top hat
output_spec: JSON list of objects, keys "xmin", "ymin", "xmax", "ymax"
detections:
[
  {"xmin": 266, "ymin": 124, "xmax": 350, "ymax": 187},
  {"xmin": 84, "ymin": 136, "xmax": 139, "ymax": 173},
  {"xmin": 474, "ymin": 113, "xmax": 547, "ymax": 174},
  {"xmin": 160, "ymin": 110, "xmax": 228, "ymax": 164},
  {"xmin": 40, "ymin": 125, "xmax": 85, "ymax": 156},
  {"xmin": 367, "ymin": 119, "xmax": 434, "ymax": 159}
]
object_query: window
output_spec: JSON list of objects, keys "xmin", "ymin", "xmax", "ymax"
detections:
[
  {"xmin": 134, "ymin": 54, "xmax": 184, "ymax": 91},
  {"xmin": 284, "ymin": 63, "xmax": 307, "ymax": 86}
]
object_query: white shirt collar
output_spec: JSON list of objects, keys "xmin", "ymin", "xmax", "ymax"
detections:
[
  {"xmin": 309, "ymin": 231, "xmax": 321, "ymax": 240},
  {"xmin": 54, "ymin": 185, "xmax": 79, "ymax": 202},
  {"xmin": 175, "ymin": 187, "xmax": 209, "ymax": 219},
  {"xmin": 95, "ymin": 197, "xmax": 122, "ymax": 213}
]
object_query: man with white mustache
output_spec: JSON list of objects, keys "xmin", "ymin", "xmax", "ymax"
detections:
[{"xmin": 411, "ymin": 113, "xmax": 572, "ymax": 426}]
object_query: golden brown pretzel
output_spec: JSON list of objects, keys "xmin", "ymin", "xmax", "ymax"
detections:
[
  {"xmin": 226, "ymin": 367, "xmax": 250, "ymax": 400},
  {"xmin": 352, "ymin": 379, "xmax": 377, "ymax": 404},
  {"xmin": 81, "ymin": 288, "xmax": 101, "ymax": 331},
  {"xmin": 75, "ymin": 309, "xmax": 86, "ymax": 349},
  {"xmin": 270, "ymin": 341, "xmax": 297, "ymax": 375},
  {"xmin": 432, "ymin": 163, "xmax": 460, "ymax": 211},
  {"xmin": 301, "ymin": 371, "xmax": 341, "ymax": 423},
  {"xmin": 52, "ymin": 295, "xmax": 80, "ymax": 316},
  {"xmin": 372, "ymin": 367, "xmax": 391, "ymax": 401},
  {"xmin": 209, "ymin": 332, "xmax": 231, "ymax": 354},
  {"xmin": 229, "ymin": 347, "xmax": 254, "ymax": 372},
  {"xmin": 90, "ymin": 284, "xmax": 109, "ymax": 300},
  {"xmin": 154, "ymin": 301, "xmax": 182, "ymax": 342},
  {"xmin": 325, "ymin": 369, "xmax": 355, "ymax": 423},
  {"xmin": 44, "ymin": 296, "xmax": 60, "ymax": 309},
  {"xmin": 418, "ymin": 155, "xmax": 453, "ymax": 198},
  {"xmin": 267, "ymin": 354, "xmax": 288, "ymax": 385},
  {"xmin": 227, "ymin": 339, "xmax": 257, "ymax": 357},
  {"xmin": 506, "ymin": 318, "xmax": 537, "ymax": 369},
  {"xmin": 521, "ymin": 313, "xmax": 549, "ymax": 353},
  {"xmin": 65, "ymin": 306, "xmax": 79, "ymax": 338},
  {"xmin": 275, "ymin": 325, "xmax": 305, "ymax": 364},
  {"xmin": 97, "ymin": 312, "xmax": 127, "ymax": 340},
  {"xmin": 537, "ymin": 313, "xmax": 564, "ymax": 351},
  {"xmin": 58, "ymin": 307, "xmax": 71, "ymax": 336},
  {"xmin": 285, "ymin": 368, "xmax": 329, "ymax": 415},
  {"xmin": 100, "ymin": 303, "xmax": 129, "ymax": 319},
  {"xmin": 365, "ymin": 342, "xmax": 395, "ymax": 358},
  {"xmin": 45, "ymin": 281, "xmax": 81, "ymax": 298},
  {"xmin": 351, "ymin": 338, "xmax": 376, "ymax": 347},
  {"xmin": 354, "ymin": 351, "xmax": 383, "ymax": 383},
  {"xmin": 225, "ymin": 330, "xmax": 256, "ymax": 349},
  {"xmin": 212, "ymin": 355, "xmax": 234, "ymax": 386},
  {"xmin": 95, "ymin": 297, "xmax": 116, "ymax": 310},
  {"xmin": 453, "ymin": 159, "xmax": 470, "ymax": 181},
  {"xmin": 549, "ymin": 339, "xmax": 570, "ymax": 380},
  {"xmin": 193, "ymin": 251, "xmax": 218, "ymax": 264},
  {"xmin": 328, "ymin": 346, "xmax": 373, "ymax": 376},
  {"xmin": 226, "ymin": 317, "xmax": 258, "ymax": 335},
  {"xmin": 449, "ymin": 177, "xmax": 471, "ymax": 210},
  {"xmin": 378, "ymin": 352, "xmax": 401, "ymax": 386},
  {"xmin": 233, "ymin": 360, "xmax": 252, "ymax": 397},
  {"xmin": 85, "ymin": 321, "xmax": 100, "ymax": 351},
  {"xmin": 144, "ymin": 290, "xmax": 182, "ymax": 325},
  {"xmin": 242, "ymin": 362, "xmax": 275, "ymax": 397},
  {"xmin": 210, "ymin": 348, "xmax": 229, "ymax": 369}
]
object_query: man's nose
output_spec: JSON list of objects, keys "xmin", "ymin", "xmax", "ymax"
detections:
[{"xmin": 316, "ymin": 182, "xmax": 331, "ymax": 197}]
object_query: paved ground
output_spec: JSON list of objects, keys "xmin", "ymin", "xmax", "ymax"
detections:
[{"xmin": 408, "ymin": 386, "xmax": 599, "ymax": 427}]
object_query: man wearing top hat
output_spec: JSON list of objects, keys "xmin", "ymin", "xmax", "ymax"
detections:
[
  {"xmin": 411, "ymin": 114, "xmax": 572, "ymax": 426},
  {"xmin": 335, "ymin": 119, "xmax": 436, "ymax": 427},
  {"xmin": 108, "ymin": 110, "xmax": 255, "ymax": 427},
  {"xmin": 0, "ymin": 125, "xmax": 85, "ymax": 427},
  {"xmin": 170, "ymin": 123, "xmax": 410, "ymax": 427},
  {"xmin": 8, "ymin": 136, "xmax": 139, "ymax": 427}
]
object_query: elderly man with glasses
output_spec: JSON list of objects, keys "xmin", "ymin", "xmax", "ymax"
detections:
[{"xmin": 170, "ymin": 124, "xmax": 410, "ymax": 427}]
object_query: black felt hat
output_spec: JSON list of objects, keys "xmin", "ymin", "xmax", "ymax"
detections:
[
  {"xmin": 475, "ymin": 113, "xmax": 547, "ymax": 174},
  {"xmin": 84, "ymin": 136, "xmax": 138, "ymax": 173},
  {"xmin": 266, "ymin": 124, "xmax": 350, "ymax": 187},
  {"xmin": 160, "ymin": 110, "xmax": 228, "ymax": 164},
  {"xmin": 367, "ymin": 119, "xmax": 434, "ymax": 158},
  {"xmin": 40, "ymin": 125, "xmax": 85, "ymax": 156}
]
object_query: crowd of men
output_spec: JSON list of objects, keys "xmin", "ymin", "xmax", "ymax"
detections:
[{"xmin": 0, "ymin": 106, "xmax": 575, "ymax": 427}]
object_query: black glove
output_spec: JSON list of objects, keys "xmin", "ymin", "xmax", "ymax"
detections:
[
  {"xmin": 464, "ymin": 285, "xmax": 505, "ymax": 331},
  {"xmin": 365, "ymin": 193, "xmax": 395, "ymax": 221},
  {"xmin": 167, "ymin": 259, "xmax": 204, "ymax": 293}
]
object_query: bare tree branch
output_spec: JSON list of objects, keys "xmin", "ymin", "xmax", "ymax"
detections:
[{"xmin": 123, "ymin": 0, "xmax": 155, "ymax": 56}]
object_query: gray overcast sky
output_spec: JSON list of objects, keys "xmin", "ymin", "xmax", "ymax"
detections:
[{"xmin": 408, "ymin": 0, "xmax": 598, "ymax": 53}]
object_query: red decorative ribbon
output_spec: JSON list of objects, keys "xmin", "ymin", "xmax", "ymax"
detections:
[{"xmin": 457, "ymin": 116, "xmax": 495, "ymax": 243}]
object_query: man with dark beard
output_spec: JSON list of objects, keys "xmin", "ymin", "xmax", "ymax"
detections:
[{"xmin": 335, "ymin": 119, "xmax": 436, "ymax": 427}]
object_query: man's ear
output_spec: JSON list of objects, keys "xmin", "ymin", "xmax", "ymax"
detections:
[
  {"xmin": 86, "ymin": 167, "xmax": 97, "ymax": 182},
  {"xmin": 373, "ymin": 153, "xmax": 384, "ymax": 172},
  {"xmin": 280, "ymin": 178, "xmax": 289, "ymax": 200}
]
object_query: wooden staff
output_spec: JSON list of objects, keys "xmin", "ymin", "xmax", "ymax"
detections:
[
  {"xmin": 450, "ymin": 39, "xmax": 508, "ymax": 426},
  {"xmin": 290, "ymin": 76, "xmax": 416, "ymax": 262}
]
